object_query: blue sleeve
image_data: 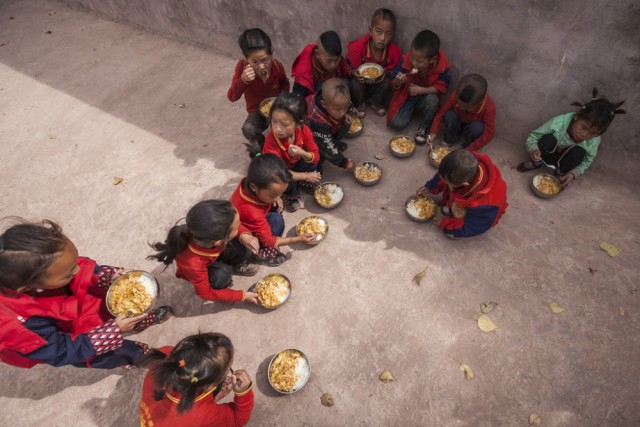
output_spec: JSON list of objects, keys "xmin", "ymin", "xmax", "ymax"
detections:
[
  {"xmin": 390, "ymin": 61, "xmax": 405, "ymax": 80},
  {"xmin": 292, "ymin": 82, "xmax": 311, "ymax": 99},
  {"xmin": 426, "ymin": 173, "xmax": 442, "ymax": 191},
  {"xmin": 448, "ymin": 205, "xmax": 499, "ymax": 238},
  {"xmin": 437, "ymin": 69, "xmax": 452, "ymax": 91},
  {"xmin": 19, "ymin": 317, "xmax": 96, "ymax": 367}
]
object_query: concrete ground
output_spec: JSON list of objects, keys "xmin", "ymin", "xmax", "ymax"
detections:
[{"xmin": 0, "ymin": 1, "xmax": 639, "ymax": 426}]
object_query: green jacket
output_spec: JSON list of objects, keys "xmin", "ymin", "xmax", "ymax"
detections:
[{"xmin": 525, "ymin": 112, "xmax": 600, "ymax": 177}]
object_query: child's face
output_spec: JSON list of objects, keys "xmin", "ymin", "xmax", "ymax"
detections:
[
  {"xmin": 456, "ymin": 98, "xmax": 479, "ymax": 112},
  {"xmin": 321, "ymin": 95, "xmax": 350, "ymax": 121},
  {"xmin": 246, "ymin": 49, "xmax": 272, "ymax": 77},
  {"xmin": 569, "ymin": 117, "xmax": 600, "ymax": 142},
  {"xmin": 271, "ymin": 109, "xmax": 298, "ymax": 140},
  {"xmin": 314, "ymin": 45, "xmax": 341, "ymax": 73},
  {"xmin": 410, "ymin": 48, "xmax": 436, "ymax": 72},
  {"xmin": 36, "ymin": 238, "xmax": 80, "ymax": 290},
  {"xmin": 253, "ymin": 181, "xmax": 288, "ymax": 205},
  {"xmin": 227, "ymin": 211, "xmax": 241, "ymax": 241},
  {"xmin": 369, "ymin": 18, "xmax": 395, "ymax": 50}
]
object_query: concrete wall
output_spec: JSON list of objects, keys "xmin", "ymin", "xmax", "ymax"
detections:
[{"xmin": 61, "ymin": 0, "xmax": 639, "ymax": 159}]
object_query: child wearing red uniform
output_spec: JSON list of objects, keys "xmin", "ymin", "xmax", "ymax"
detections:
[
  {"xmin": 0, "ymin": 220, "xmax": 172, "ymax": 369},
  {"xmin": 227, "ymin": 28, "xmax": 290, "ymax": 147},
  {"xmin": 148, "ymin": 200, "xmax": 260, "ymax": 305},
  {"xmin": 429, "ymin": 74, "xmax": 496, "ymax": 151},
  {"xmin": 139, "ymin": 333, "xmax": 254, "ymax": 427},
  {"xmin": 417, "ymin": 150, "xmax": 508, "ymax": 239},
  {"xmin": 291, "ymin": 30, "xmax": 350, "ymax": 99},
  {"xmin": 388, "ymin": 30, "xmax": 452, "ymax": 144},
  {"xmin": 347, "ymin": 8, "xmax": 402, "ymax": 117},
  {"xmin": 230, "ymin": 154, "xmax": 316, "ymax": 266}
]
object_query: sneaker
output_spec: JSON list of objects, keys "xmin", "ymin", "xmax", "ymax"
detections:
[
  {"xmin": 284, "ymin": 198, "xmax": 301, "ymax": 213},
  {"xmin": 516, "ymin": 160, "xmax": 542, "ymax": 172},
  {"xmin": 255, "ymin": 248, "xmax": 288, "ymax": 267},
  {"xmin": 232, "ymin": 260, "xmax": 259, "ymax": 276},
  {"xmin": 133, "ymin": 306, "xmax": 173, "ymax": 332},
  {"xmin": 367, "ymin": 102, "xmax": 386, "ymax": 116},
  {"xmin": 415, "ymin": 126, "xmax": 428, "ymax": 144},
  {"xmin": 355, "ymin": 105, "xmax": 366, "ymax": 119}
]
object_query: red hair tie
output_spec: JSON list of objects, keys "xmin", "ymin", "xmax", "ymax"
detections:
[{"xmin": 178, "ymin": 360, "xmax": 186, "ymax": 367}]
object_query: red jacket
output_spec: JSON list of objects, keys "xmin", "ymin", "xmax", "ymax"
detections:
[
  {"xmin": 387, "ymin": 50, "xmax": 452, "ymax": 125},
  {"xmin": 175, "ymin": 242, "xmax": 246, "ymax": 302},
  {"xmin": 291, "ymin": 44, "xmax": 350, "ymax": 96},
  {"xmin": 346, "ymin": 34, "xmax": 402, "ymax": 73},
  {"xmin": 227, "ymin": 58, "xmax": 290, "ymax": 113},
  {"xmin": 262, "ymin": 125, "xmax": 319, "ymax": 169},
  {"xmin": 431, "ymin": 93, "xmax": 496, "ymax": 151},
  {"xmin": 0, "ymin": 257, "xmax": 109, "ymax": 368},
  {"xmin": 140, "ymin": 346, "xmax": 254, "ymax": 427},
  {"xmin": 230, "ymin": 180, "xmax": 279, "ymax": 248}
]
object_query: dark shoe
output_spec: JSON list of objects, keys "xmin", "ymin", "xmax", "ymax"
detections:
[
  {"xmin": 133, "ymin": 305, "xmax": 173, "ymax": 332},
  {"xmin": 232, "ymin": 260, "xmax": 259, "ymax": 276},
  {"xmin": 517, "ymin": 160, "xmax": 542, "ymax": 172},
  {"xmin": 255, "ymin": 248, "xmax": 287, "ymax": 267},
  {"xmin": 415, "ymin": 125, "xmax": 427, "ymax": 144}
]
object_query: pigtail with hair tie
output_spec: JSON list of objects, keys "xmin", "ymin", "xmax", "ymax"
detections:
[{"xmin": 255, "ymin": 152, "xmax": 262, "ymax": 158}]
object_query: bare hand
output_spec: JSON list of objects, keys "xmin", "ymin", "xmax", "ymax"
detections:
[
  {"xmin": 451, "ymin": 202, "xmax": 467, "ymax": 219},
  {"xmin": 426, "ymin": 133, "xmax": 436, "ymax": 146},
  {"xmin": 531, "ymin": 150, "xmax": 542, "ymax": 161},
  {"xmin": 432, "ymin": 206, "xmax": 445, "ymax": 226},
  {"xmin": 559, "ymin": 172, "xmax": 574, "ymax": 188},
  {"xmin": 232, "ymin": 369, "xmax": 252, "ymax": 394},
  {"xmin": 353, "ymin": 70, "xmax": 366, "ymax": 84},
  {"xmin": 115, "ymin": 312, "xmax": 148, "ymax": 333},
  {"xmin": 244, "ymin": 291, "xmax": 259, "ymax": 305},
  {"xmin": 345, "ymin": 159, "xmax": 355, "ymax": 170},
  {"xmin": 239, "ymin": 233, "xmax": 260, "ymax": 255},
  {"xmin": 344, "ymin": 114, "xmax": 353, "ymax": 125},
  {"xmin": 395, "ymin": 72, "xmax": 407, "ymax": 82},
  {"xmin": 288, "ymin": 145, "xmax": 304, "ymax": 158},
  {"xmin": 408, "ymin": 83, "xmax": 422, "ymax": 97},
  {"xmin": 241, "ymin": 64, "xmax": 256, "ymax": 83},
  {"xmin": 416, "ymin": 186, "xmax": 429, "ymax": 196},
  {"xmin": 298, "ymin": 232, "xmax": 317, "ymax": 244},
  {"xmin": 275, "ymin": 198, "xmax": 284, "ymax": 213},
  {"xmin": 306, "ymin": 171, "xmax": 322, "ymax": 184}
]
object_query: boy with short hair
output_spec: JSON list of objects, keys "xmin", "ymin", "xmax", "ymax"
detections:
[
  {"xmin": 429, "ymin": 74, "xmax": 496, "ymax": 151},
  {"xmin": 306, "ymin": 78, "xmax": 356, "ymax": 171},
  {"xmin": 387, "ymin": 29, "xmax": 451, "ymax": 144},
  {"xmin": 291, "ymin": 31, "xmax": 350, "ymax": 99},
  {"xmin": 416, "ymin": 149, "xmax": 508, "ymax": 239},
  {"xmin": 347, "ymin": 8, "xmax": 402, "ymax": 117}
]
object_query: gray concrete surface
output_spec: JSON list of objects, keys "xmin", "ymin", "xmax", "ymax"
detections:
[
  {"xmin": 0, "ymin": 1, "xmax": 639, "ymax": 426},
  {"xmin": 57, "ymin": 0, "xmax": 640, "ymax": 183}
]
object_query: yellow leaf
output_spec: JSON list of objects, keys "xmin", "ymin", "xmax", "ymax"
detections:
[
  {"xmin": 549, "ymin": 301, "xmax": 566, "ymax": 314},
  {"xmin": 477, "ymin": 315, "xmax": 497, "ymax": 332},
  {"xmin": 374, "ymin": 154, "xmax": 385, "ymax": 160},
  {"xmin": 480, "ymin": 301, "xmax": 498, "ymax": 314},
  {"xmin": 379, "ymin": 370, "xmax": 394, "ymax": 383},
  {"xmin": 528, "ymin": 413, "xmax": 542, "ymax": 426},
  {"xmin": 48, "ymin": 134, "xmax": 56, "ymax": 140},
  {"xmin": 412, "ymin": 266, "xmax": 428, "ymax": 286},
  {"xmin": 48, "ymin": 11, "xmax": 56, "ymax": 16},
  {"xmin": 112, "ymin": 177, "xmax": 123, "ymax": 185},
  {"xmin": 320, "ymin": 393, "xmax": 334, "ymax": 407},
  {"xmin": 619, "ymin": 307, "xmax": 625, "ymax": 317},
  {"xmin": 459, "ymin": 363, "xmax": 474, "ymax": 380},
  {"xmin": 600, "ymin": 242, "xmax": 622, "ymax": 257}
]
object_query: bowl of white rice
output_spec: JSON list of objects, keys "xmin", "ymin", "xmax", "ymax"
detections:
[
  {"xmin": 405, "ymin": 195, "xmax": 437, "ymax": 222},
  {"xmin": 314, "ymin": 182, "xmax": 344, "ymax": 209},
  {"xmin": 268, "ymin": 348, "xmax": 311, "ymax": 394}
]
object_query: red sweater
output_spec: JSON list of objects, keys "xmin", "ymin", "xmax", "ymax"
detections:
[
  {"xmin": 174, "ymin": 242, "xmax": 246, "ymax": 302},
  {"xmin": 262, "ymin": 125, "xmax": 319, "ymax": 169},
  {"xmin": 346, "ymin": 34, "xmax": 402, "ymax": 73},
  {"xmin": 387, "ymin": 50, "xmax": 452, "ymax": 125},
  {"xmin": 227, "ymin": 58, "xmax": 290, "ymax": 113},
  {"xmin": 140, "ymin": 346, "xmax": 254, "ymax": 427},
  {"xmin": 291, "ymin": 44, "xmax": 350, "ymax": 96},
  {"xmin": 230, "ymin": 180, "xmax": 279, "ymax": 248},
  {"xmin": 431, "ymin": 93, "xmax": 496, "ymax": 151}
]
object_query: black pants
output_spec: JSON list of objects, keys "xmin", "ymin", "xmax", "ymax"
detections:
[
  {"xmin": 285, "ymin": 160, "xmax": 318, "ymax": 198},
  {"xmin": 207, "ymin": 238, "xmax": 250, "ymax": 289},
  {"xmin": 538, "ymin": 134, "xmax": 586, "ymax": 174}
]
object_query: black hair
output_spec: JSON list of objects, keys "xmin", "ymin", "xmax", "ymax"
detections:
[
  {"xmin": 318, "ymin": 30, "xmax": 342, "ymax": 56},
  {"xmin": 457, "ymin": 74, "xmax": 488, "ymax": 105},
  {"xmin": 244, "ymin": 153, "xmax": 291, "ymax": 192},
  {"xmin": 411, "ymin": 30, "xmax": 440, "ymax": 58},
  {"xmin": 147, "ymin": 200, "xmax": 236, "ymax": 266},
  {"xmin": 137, "ymin": 333, "xmax": 234, "ymax": 415},
  {"xmin": 238, "ymin": 28, "xmax": 273, "ymax": 58},
  {"xmin": 438, "ymin": 149, "xmax": 479, "ymax": 186},
  {"xmin": 321, "ymin": 78, "xmax": 350, "ymax": 103},
  {"xmin": 371, "ymin": 8, "xmax": 396, "ymax": 29},
  {"xmin": 0, "ymin": 218, "xmax": 67, "ymax": 293},
  {"xmin": 570, "ymin": 88, "xmax": 626, "ymax": 135}
]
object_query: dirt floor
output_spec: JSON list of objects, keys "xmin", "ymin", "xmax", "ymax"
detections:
[{"xmin": 1, "ymin": 1, "xmax": 639, "ymax": 426}]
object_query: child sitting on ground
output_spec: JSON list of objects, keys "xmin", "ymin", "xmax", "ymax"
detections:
[
  {"xmin": 307, "ymin": 78, "xmax": 357, "ymax": 172},
  {"xmin": 138, "ymin": 332, "xmax": 254, "ymax": 427},
  {"xmin": 347, "ymin": 8, "xmax": 402, "ymax": 117},
  {"xmin": 230, "ymin": 154, "xmax": 316, "ymax": 266},
  {"xmin": 517, "ymin": 89, "xmax": 625, "ymax": 188},
  {"xmin": 291, "ymin": 30, "xmax": 350, "ymax": 99},
  {"xmin": 416, "ymin": 150, "xmax": 508, "ymax": 239},
  {"xmin": 429, "ymin": 74, "xmax": 496, "ymax": 151},
  {"xmin": 387, "ymin": 29, "xmax": 451, "ymax": 144},
  {"xmin": 227, "ymin": 28, "xmax": 290, "ymax": 147},
  {"xmin": 0, "ymin": 219, "xmax": 172, "ymax": 369},
  {"xmin": 148, "ymin": 200, "xmax": 260, "ymax": 305}
]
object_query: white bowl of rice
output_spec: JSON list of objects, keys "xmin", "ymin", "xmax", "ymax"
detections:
[
  {"xmin": 405, "ymin": 195, "xmax": 437, "ymax": 222},
  {"xmin": 314, "ymin": 182, "xmax": 344, "ymax": 209}
]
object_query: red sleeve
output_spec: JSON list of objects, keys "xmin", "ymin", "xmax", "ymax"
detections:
[
  {"xmin": 177, "ymin": 260, "xmax": 244, "ymax": 303},
  {"xmin": 438, "ymin": 216, "xmax": 465, "ymax": 231},
  {"xmin": 465, "ymin": 98, "xmax": 496, "ymax": 151},
  {"xmin": 346, "ymin": 38, "xmax": 364, "ymax": 68},
  {"xmin": 209, "ymin": 389, "xmax": 255, "ymax": 426},
  {"xmin": 237, "ymin": 224, "xmax": 251, "ymax": 236},
  {"xmin": 261, "ymin": 133, "xmax": 283, "ymax": 158},
  {"xmin": 430, "ymin": 93, "xmax": 455, "ymax": 136},
  {"xmin": 301, "ymin": 125, "xmax": 319, "ymax": 163},
  {"xmin": 431, "ymin": 70, "xmax": 450, "ymax": 94},
  {"xmin": 227, "ymin": 60, "xmax": 249, "ymax": 102}
]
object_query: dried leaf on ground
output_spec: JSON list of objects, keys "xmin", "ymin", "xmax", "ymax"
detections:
[
  {"xmin": 588, "ymin": 267, "xmax": 597, "ymax": 274},
  {"xmin": 619, "ymin": 307, "xmax": 625, "ymax": 316},
  {"xmin": 379, "ymin": 370, "xmax": 394, "ymax": 383},
  {"xmin": 600, "ymin": 242, "xmax": 622, "ymax": 257},
  {"xmin": 480, "ymin": 301, "xmax": 498, "ymax": 314},
  {"xmin": 459, "ymin": 363, "xmax": 474, "ymax": 379},
  {"xmin": 48, "ymin": 11, "xmax": 56, "ymax": 16},
  {"xmin": 477, "ymin": 315, "xmax": 497, "ymax": 332},
  {"xmin": 374, "ymin": 154, "xmax": 385, "ymax": 160},
  {"xmin": 48, "ymin": 134, "xmax": 56, "ymax": 140},
  {"xmin": 112, "ymin": 177, "xmax": 123, "ymax": 185},
  {"xmin": 528, "ymin": 413, "xmax": 542, "ymax": 426},
  {"xmin": 412, "ymin": 266, "xmax": 428, "ymax": 286},
  {"xmin": 549, "ymin": 301, "xmax": 566, "ymax": 314},
  {"xmin": 175, "ymin": 103, "xmax": 187, "ymax": 108},
  {"xmin": 320, "ymin": 393, "xmax": 334, "ymax": 407}
]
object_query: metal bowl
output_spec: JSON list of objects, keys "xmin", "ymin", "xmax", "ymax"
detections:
[
  {"xmin": 405, "ymin": 195, "xmax": 437, "ymax": 222},
  {"xmin": 268, "ymin": 348, "xmax": 311, "ymax": 394},
  {"xmin": 531, "ymin": 173, "xmax": 562, "ymax": 199},
  {"xmin": 314, "ymin": 182, "xmax": 344, "ymax": 209},
  {"xmin": 346, "ymin": 117, "xmax": 364, "ymax": 138},
  {"xmin": 296, "ymin": 215, "xmax": 329, "ymax": 245},
  {"xmin": 106, "ymin": 270, "xmax": 158, "ymax": 317},
  {"xmin": 353, "ymin": 161, "xmax": 383, "ymax": 186},
  {"xmin": 389, "ymin": 135, "xmax": 416, "ymax": 158},
  {"xmin": 259, "ymin": 97, "xmax": 276, "ymax": 118},
  {"xmin": 255, "ymin": 273, "xmax": 291, "ymax": 309},
  {"xmin": 357, "ymin": 62, "xmax": 385, "ymax": 84},
  {"xmin": 428, "ymin": 146, "xmax": 453, "ymax": 168}
]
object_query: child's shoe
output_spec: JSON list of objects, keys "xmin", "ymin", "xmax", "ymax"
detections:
[
  {"xmin": 367, "ymin": 102, "xmax": 386, "ymax": 116},
  {"xmin": 415, "ymin": 125, "xmax": 428, "ymax": 144},
  {"xmin": 355, "ymin": 105, "xmax": 366, "ymax": 119},
  {"xmin": 232, "ymin": 260, "xmax": 259, "ymax": 276},
  {"xmin": 283, "ymin": 195, "xmax": 304, "ymax": 212},
  {"xmin": 133, "ymin": 306, "xmax": 173, "ymax": 332},
  {"xmin": 516, "ymin": 160, "xmax": 542, "ymax": 172},
  {"xmin": 255, "ymin": 247, "xmax": 287, "ymax": 267}
]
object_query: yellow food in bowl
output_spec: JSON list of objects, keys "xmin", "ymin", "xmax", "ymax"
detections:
[
  {"xmin": 108, "ymin": 273, "xmax": 153, "ymax": 316},
  {"xmin": 256, "ymin": 274, "xmax": 290, "ymax": 308}
]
